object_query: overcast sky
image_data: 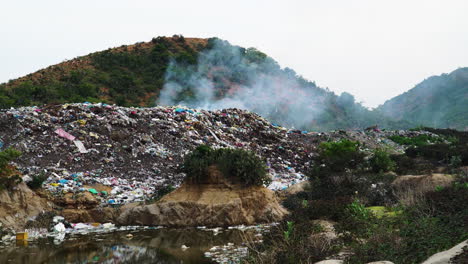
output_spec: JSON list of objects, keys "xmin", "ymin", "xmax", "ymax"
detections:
[{"xmin": 1, "ymin": 0, "xmax": 467, "ymax": 107}]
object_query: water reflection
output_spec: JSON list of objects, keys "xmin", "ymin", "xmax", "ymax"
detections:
[{"xmin": 0, "ymin": 228, "xmax": 253, "ymax": 264}]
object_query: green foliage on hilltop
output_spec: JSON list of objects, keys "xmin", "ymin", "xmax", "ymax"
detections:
[
  {"xmin": 182, "ymin": 145, "xmax": 270, "ymax": 186},
  {"xmin": 379, "ymin": 68, "xmax": 468, "ymax": 130},
  {"xmin": 0, "ymin": 35, "xmax": 202, "ymax": 108}
]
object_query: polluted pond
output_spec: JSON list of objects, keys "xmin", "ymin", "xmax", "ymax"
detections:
[{"xmin": 0, "ymin": 222, "xmax": 273, "ymax": 264}]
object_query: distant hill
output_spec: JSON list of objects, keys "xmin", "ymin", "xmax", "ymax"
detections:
[
  {"xmin": 379, "ymin": 68, "xmax": 468, "ymax": 130},
  {"xmin": 0, "ymin": 35, "xmax": 405, "ymax": 131}
]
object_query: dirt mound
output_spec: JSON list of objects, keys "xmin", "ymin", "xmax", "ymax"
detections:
[
  {"xmin": 0, "ymin": 182, "xmax": 53, "ymax": 231},
  {"xmin": 118, "ymin": 167, "xmax": 287, "ymax": 227}
]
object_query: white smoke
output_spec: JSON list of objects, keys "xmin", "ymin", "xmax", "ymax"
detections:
[{"xmin": 157, "ymin": 39, "xmax": 328, "ymax": 129}]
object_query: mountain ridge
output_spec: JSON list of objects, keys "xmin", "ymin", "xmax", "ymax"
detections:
[
  {"xmin": 379, "ymin": 67, "xmax": 468, "ymax": 130},
  {"xmin": 1, "ymin": 35, "xmax": 465, "ymax": 131}
]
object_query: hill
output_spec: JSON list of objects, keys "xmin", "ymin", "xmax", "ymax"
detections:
[
  {"xmin": 0, "ymin": 36, "xmax": 206, "ymax": 108},
  {"xmin": 0, "ymin": 35, "xmax": 402, "ymax": 131},
  {"xmin": 379, "ymin": 68, "xmax": 468, "ymax": 130}
]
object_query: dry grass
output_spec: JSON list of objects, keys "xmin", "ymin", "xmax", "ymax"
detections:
[
  {"xmin": 241, "ymin": 223, "xmax": 340, "ymax": 264},
  {"xmin": 393, "ymin": 174, "xmax": 453, "ymax": 207}
]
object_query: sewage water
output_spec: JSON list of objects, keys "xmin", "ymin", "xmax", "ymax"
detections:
[{"xmin": 0, "ymin": 228, "xmax": 255, "ymax": 264}]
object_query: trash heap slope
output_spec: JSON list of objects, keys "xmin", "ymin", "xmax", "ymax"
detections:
[{"xmin": 0, "ymin": 103, "xmax": 409, "ymax": 205}]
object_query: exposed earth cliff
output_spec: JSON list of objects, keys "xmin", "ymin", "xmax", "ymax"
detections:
[{"xmin": 118, "ymin": 166, "xmax": 287, "ymax": 227}]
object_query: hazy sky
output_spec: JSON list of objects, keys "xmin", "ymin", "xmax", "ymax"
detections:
[{"xmin": 1, "ymin": 0, "xmax": 467, "ymax": 107}]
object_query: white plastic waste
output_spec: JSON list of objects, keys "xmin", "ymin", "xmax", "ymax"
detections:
[
  {"xmin": 72, "ymin": 223, "xmax": 90, "ymax": 230},
  {"xmin": 53, "ymin": 223, "xmax": 66, "ymax": 233},
  {"xmin": 53, "ymin": 216, "xmax": 65, "ymax": 223},
  {"xmin": 103, "ymin": 223, "xmax": 115, "ymax": 229}
]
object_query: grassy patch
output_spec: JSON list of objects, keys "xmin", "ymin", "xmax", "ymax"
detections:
[{"xmin": 388, "ymin": 134, "xmax": 443, "ymax": 147}]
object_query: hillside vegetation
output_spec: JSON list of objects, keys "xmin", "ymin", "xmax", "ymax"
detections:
[
  {"xmin": 0, "ymin": 35, "xmax": 406, "ymax": 131},
  {"xmin": 379, "ymin": 68, "xmax": 468, "ymax": 130},
  {"xmin": 0, "ymin": 36, "xmax": 205, "ymax": 107}
]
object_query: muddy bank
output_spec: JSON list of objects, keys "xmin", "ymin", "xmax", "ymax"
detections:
[{"xmin": 119, "ymin": 183, "xmax": 287, "ymax": 227}]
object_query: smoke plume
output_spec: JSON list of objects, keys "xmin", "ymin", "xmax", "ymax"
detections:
[{"xmin": 157, "ymin": 38, "xmax": 328, "ymax": 129}]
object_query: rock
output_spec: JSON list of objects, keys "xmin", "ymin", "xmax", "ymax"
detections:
[
  {"xmin": 62, "ymin": 209, "xmax": 93, "ymax": 223},
  {"xmin": 61, "ymin": 206, "xmax": 118, "ymax": 223},
  {"xmin": 55, "ymin": 192, "xmax": 99, "ymax": 209},
  {"xmin": 88, "ymin": 207, "xmax": 119, "ymax": 223},
  {"xmin": 309, "ymin": 219, "xmax": 338, "ymax": 242},
  {"xmin": 283, "ymin": 181, "xmax": 310, "ymax": 196},
  {"xmin": 421, "ymin": 240, "xmax": 467, "ymax": 264},
  {"xmin": 315, "ymin": 261, "xmax": 394, "ymax": 264},
  {"xmin": 0, "ymin": 182, "xmax": 52, "ymax": 231},
  {"xmin": 314, "ymin": 260, "xmax": 343, "ymax": 264},
  {"xmin": 118, "ymin": 166, "xmax": 287, "ymax": 227}
]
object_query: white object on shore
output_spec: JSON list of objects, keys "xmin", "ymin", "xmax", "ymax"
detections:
[{"xmin": 53, "ymin": 223, "xmax": 66, "ymax": 233}]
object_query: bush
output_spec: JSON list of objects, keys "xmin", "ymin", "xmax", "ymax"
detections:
[
  {"xmin": 388, "ymin": 135, "xmax": 443, "ymax": 147},
  {"xmin": 244, "ymin": 218, "xmax": 341, "ymax": 264},
  {"xmin": 27, "ymin": 172, "xmax": 48, "ymax": 190},
  {"xmin": 182, "ymin": 145, "xmax": 270, "ymax": 186},
  {"xmin": 303, "ymin": 196, "xmax": 354, "ymax": 221},
  {"xmin": 369, "ymin": 149, "xmax": 396, "ymax": 173},
  {"xmin": 391, "ymin": 154, "xmax": 436, "ymax": 174},
  {"xmin": 308, "ymin": 140, "xmax": 398, "ymax": 204},
  {"xmin": 0, "ymin": 148, "xmax": 21, "ymax": 172},
  {"xmin": 314, "ymin": 140, "xmax": 365, "ymax": 173},
  {"xmin": 344, "ymin": 182, "xmax": 468, "ymax": 264},
  {"xmin": 406, "ymin": 143, "xmax": 468, "ymax": 166},
  {"xmin": 308, "ymin": 140, "xmax": 365, "ymax": 198}
]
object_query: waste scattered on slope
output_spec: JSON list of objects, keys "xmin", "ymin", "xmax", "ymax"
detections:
[{"xmin": 0, "ymin": 103, "xmax": 438, "ymax": 205}]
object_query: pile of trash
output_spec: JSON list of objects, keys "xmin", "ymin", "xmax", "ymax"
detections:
[{"xmin": 0, "ymin": 103, "xmax": 434, "ymax": 204}]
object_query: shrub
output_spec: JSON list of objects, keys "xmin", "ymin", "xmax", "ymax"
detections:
[
  {"xmin": 244, "ymin": 218, "xmax": 341, "ymax": 264},
  {"xmin": 391, "ymin": 154, "xmax": 436, "ymax": 174},
  {"xmin": 308, "ymin": 140, "xmax": 365, "ymax": 199},
  {"xmin": 303, "ymin": 196, "xmax": 354, "ymax": 221},
  {"xmin": 406, "ymin": 143, "xmax": 468, "ymax": 166},
  {"xmin": 336, "ymin": 199, "xmax": 376, "ymax": 240},
  {"xmin": 369, "ymin": 149, "xmax": 396, "ymax": 173},
  {"xmin": 388, "ymin": 135, "xmax": 443, "ymax": 147},
  {"xmin": 27, "ymin": 172, "xmax": 48, "ymax": 190},
  {"xmin": 182, "ymin": 145, "xmax": 270, "ymax": 186},
  {"xmin": 344, "ymin": 182, "xmax": 468, "ymax": 264},
  {"xmin": 0, "ymin": 148, "xmax": 21, "ymax": 172},
  {"xmin": 315, "ymin": 140, "xmax": 365, "ymax": 173}
]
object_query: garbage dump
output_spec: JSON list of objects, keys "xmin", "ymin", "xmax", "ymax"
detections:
[{"xmin": 0, "ymin": 103, "xmax": 439, "ymax": 205}]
